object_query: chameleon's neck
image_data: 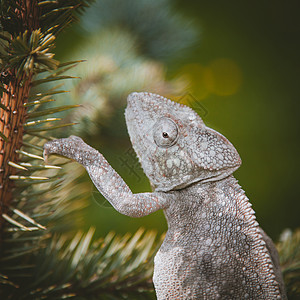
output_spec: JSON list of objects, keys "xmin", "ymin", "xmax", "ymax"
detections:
[
  {"xmin": 195, "ymin": 174, "xmax": 242, "ymax": 194},
  {"xmin": 192, "ymin": 174, "xmax": 255, "ymax": 223},
  {"xmin": 164, "ymin": 174, "xmax": 257, "ymax": 232},
  {"xmin": 177, "ymin": 174, "xmax": 247, "ymax": 205},
  {"xmin": 203, "ymin": 174, "xmax": 246, "ymax": 203}
]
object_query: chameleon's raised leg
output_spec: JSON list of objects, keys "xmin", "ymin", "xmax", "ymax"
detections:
[{"xmin": 43, "ymin": 136, "xmax": 169, "ymax": 217}]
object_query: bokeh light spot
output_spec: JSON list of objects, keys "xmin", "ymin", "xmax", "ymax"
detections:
[
  {"xmin": 179, "ymin": 59, "xmax": 242, "ymax": 100},
  {"xmin": 206, "ymin": 58, "xmax": 242, "ymax": 96},
  {"xmin": 179, "ymin": 64, "xmax": 210, "ymax": 100}
]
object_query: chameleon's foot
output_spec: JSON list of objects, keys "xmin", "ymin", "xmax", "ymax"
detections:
[{"xmin": 43, "ymin": 135, "xmax": 84, "ymax": 162}]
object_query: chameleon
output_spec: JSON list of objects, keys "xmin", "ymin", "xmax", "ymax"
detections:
[{"xmin": 43, "ymin": 92, "xmax": 287, "ymax": 299}]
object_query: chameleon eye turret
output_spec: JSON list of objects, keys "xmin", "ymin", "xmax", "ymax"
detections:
[{"xmin": 153, "ymin": 117, "xmax": 178, "ymax": 148}]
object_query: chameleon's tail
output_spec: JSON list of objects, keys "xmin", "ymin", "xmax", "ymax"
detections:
[{"xmin": 277, "ymin": 228, "xmax": 300, "ymax": 300}]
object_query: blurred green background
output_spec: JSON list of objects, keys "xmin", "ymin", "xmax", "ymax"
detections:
[{"xmin": 53, "ymin": 0, "xmax": 300, "ymax": 241}]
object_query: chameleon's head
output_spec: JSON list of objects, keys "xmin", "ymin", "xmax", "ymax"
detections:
[{"xmin": 125, "ymin": 92, "xmax": 241, "ymax": 192}]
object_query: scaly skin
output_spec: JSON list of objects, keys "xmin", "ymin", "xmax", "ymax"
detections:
[{"xmin": 44, "ymin": 92, "xmax": 286, "ymax": 299}]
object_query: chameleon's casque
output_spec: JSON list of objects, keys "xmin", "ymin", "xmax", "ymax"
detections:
[{"xmin": 44, "ymin": 92, "xmax": 286, "ymax": 299}]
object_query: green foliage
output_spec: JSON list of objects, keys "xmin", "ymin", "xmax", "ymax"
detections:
[
  {"xmin": 3, "ymin": 29, "xmax": 58, "ymax": 76},
  {"xmin": 277, "ymin": 229, "xmax": 300, "ymax": 300},
  {"xmin": 0, "ymin": 0, "xmax": 24, "ymax": 36},
  {"xmin": 2, "ymin": 227, "xmax": 158, "ymax": 299},
  {"xmin": 0, "ymin": 60, "xmax": 158, "ymax": 297},
  {"xmin": 39, "ymin": 0, "xmax": 92, "ymax": 35},
  {"xmin": 80, "ymin": 0, "xmax": 197, "ymax": 62},
  {"xmin": 0, "ymin": 0, "xmax": 92, "ymax": 37},
  {"xmin": 0, "ymin": 0, "xmax": 92, "ymax": 77},
  {"xmin": 0, "ymin": 0, "xmax": 159, "ymax": 299}
]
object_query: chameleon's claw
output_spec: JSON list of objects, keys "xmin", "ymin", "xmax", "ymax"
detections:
[
  {"xmin": 43, "ymin": 139, "xmax": 59, "ymax": 163},
  {"xmin": 43, "ymin": 148, "xmax": 49, "ymax": 164}
]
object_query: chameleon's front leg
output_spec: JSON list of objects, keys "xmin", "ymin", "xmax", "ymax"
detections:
[{"xmin": 43, "ymin": 136, "xmax": 168, "ymax": 217}]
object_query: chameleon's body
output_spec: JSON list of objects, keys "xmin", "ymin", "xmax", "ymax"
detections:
[{"xmin": 44, "ymin": 92, "xmax": 286, "ymax": 299}]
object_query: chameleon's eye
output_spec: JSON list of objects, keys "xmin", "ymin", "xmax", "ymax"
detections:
[{"xmin": 153, "ymin": 117, "xmax": 178, "ymax": 148}]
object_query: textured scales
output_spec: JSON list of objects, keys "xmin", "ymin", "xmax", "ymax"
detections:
[{"xmin": 43, "ymin": 92, "xmax": 286, "ymax": 299}]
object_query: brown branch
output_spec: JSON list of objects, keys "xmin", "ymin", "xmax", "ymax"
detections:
[
  {"xmin": 0, "ymin": 0, "xmax": 39, "ymax": 233},
  {"xmin": 0, "ymin": 74, "xmax": 32, "ymax": 223}
]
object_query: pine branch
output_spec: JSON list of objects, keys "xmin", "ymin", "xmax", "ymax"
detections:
[
  {"xmin": 39, "ymin": 0, "xmax": 93, "ymax": 35},
  {"xmin": 2, "ymin": 228, "xmax": 158, "ymax": 299},
  {"xmin": 0, "ymin": 0, "xmax": 91, "ymax": 234},
  {"xmin": 0, "ymin": 1, "xmax": 159, "ymax": 299},
  {"xmin": 277, "ymin": 228, "xmax": 300, "ymax": 300}
]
